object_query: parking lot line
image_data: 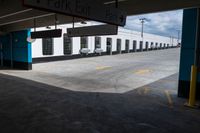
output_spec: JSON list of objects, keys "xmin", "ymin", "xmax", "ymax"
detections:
[
  {"xmin": 165, "ymin": 90, "xmax": 173, "ymax": 108},
  {"xmin": 134, "ymin": 69, "xmax": 152, "ymax": 75},
  {"xmin": 96, "ymin": 66, "xmax": 112, "ymax": 70}
]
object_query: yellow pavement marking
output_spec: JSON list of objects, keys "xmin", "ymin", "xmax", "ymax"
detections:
[
  {"xmin": 137, "ymin": 89, "xmax": 143, "ymax": 95},
  {"xmin": 96, "ymin": 66, "xmax": 112, "ymax": 70},
  {"xmin": 144, "ymin": 88, "xmax": 150, "ymax": 95},
  {"xmin": 137, "ymin": 87, "xmax": 150, "ymax": 95},
  {"xmin": 134, "ymin": 69, "xmax": 151, "ymax": 75},
  {"xmin": 165, "ymin": 90, "xmax": 173, "ymax": 108}
]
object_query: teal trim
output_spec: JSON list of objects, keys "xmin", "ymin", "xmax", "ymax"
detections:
[{"xmin": 27, "ymin": 30, "xmax": 32, "ymax": 63}]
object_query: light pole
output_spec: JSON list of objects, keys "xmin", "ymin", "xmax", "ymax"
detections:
[
  {"xmin": 177, "ymin": 29, "xmax": 180, "ymax": 45},
  {"xmin": 139, "ymin": 18, "xmax": 146, "ymax": 38},
  {"xmin": 139, "ymin": 18, "xmax": 150, "ymax": 50},
  {"xmin": 139, "ymin": 18, "xmax": 150, "ymax": 38}
]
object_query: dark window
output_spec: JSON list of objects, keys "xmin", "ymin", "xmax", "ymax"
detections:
[
  {"xmin": 126, "ymin": 40, "xmax": 130, "ymax": 45},
  {"xmin": 133, "ymin": 40, "xmax": 137, "ymax": 46},
  {"xmin": 42, "ymin": 38, "xmax": 53, "ymax": 55},
  {"xmin": 160, "ymin": 43, "xmax": 162, "ymax": 47},
  {"xmin": 151, "ymin": 42, "xmax": 154, "ymax": 49},
  {"xmin": 95, "ymin": 37, "xmax": 101, "ymax": 49},
  {"xmin": 125, "ymin": 40, "xmax": 130, "ymax": 52},
  {"xmin": 107, "ymin": 38, "xmax": 112, "ymax": 46},
  {"xmin": 145, "ymin": 42, "xmax": 149, "ymax": 50},
  {"xmin": 63, "ymin": 34, "xmax": 73, "ymax": 55},
  {"xmin": 140, "ymin": 41, "xmax": 143, "ymax": 50},
  {"xmin": 133, "ymin": 40, "xmax": 137, "ymax": 51},
  {"xmin": 81, "ymin": 37, "xmax": 88, "ymax": 49},
  {"xmin": 156, "ymin": 43, "xmax": 158, "ymax": 47},
  {"xmin": 106, "ymin": 38, "xmax": 112, "ymax": 54},
  {"xmin": 117, "ymin": 39, "xmax": 122, "ymax": 52}
]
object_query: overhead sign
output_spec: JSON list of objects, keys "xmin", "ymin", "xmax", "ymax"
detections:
[
  {"xmin": 31, "ymin": 29, "xmax": 62, "ymax": 39},
  {"xmin": 23, "ymin": 0, "xmax": 127, "ymax": 26},
  {"xmin": 67, "ymin": 24, "xmax": 118, "ymax": 37}
]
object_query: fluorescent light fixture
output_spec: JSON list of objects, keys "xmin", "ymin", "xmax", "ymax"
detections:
[{"xmin": 104, "ymin": 0, "xmax": 128, "ymax": 5}]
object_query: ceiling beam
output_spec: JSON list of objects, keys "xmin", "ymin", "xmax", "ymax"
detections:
[
  {"xmin": 0, "ymin": 10, "xmax": 54, "ymax": 26},
  {"xmin": 0, "ymin": 0, "xmax": 28, "ymax": 17},
  {"xmin": 108, "ymin": 0, "xmax": 200, "ymax": 15},
  {"xmin": 0, "ymin": 15, "xmax": 81, "ymax": 32}
]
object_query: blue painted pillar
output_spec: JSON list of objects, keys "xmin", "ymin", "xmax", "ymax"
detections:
[
  {"xmin": 0, "ymin": 30, "xmax": 32, "ymax": 70},
  {"xmin": 178, "ymin": 8, "xmax": 200, "ymax": 99}
]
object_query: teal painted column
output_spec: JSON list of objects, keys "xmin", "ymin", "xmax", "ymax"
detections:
[
  {"xmin": 12, "ymin": 30, "xmax": 32, "ymax": 70},
  {"xmin": 0, "ymin": 30, "xmax": 32, "ymax": 70},
  {"xmin": 178, "ymin": 8, "xmax": 200, "ymax": 99}
]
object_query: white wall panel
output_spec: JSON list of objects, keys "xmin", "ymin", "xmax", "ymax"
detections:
[{"xmin": 31, "ymin": 22, "xmax": 178, "ymax": 58}]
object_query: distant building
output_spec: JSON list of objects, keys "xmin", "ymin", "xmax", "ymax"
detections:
[{"xmin": 32, "ymin": 22, "xmax": 178, "ymax": 62}]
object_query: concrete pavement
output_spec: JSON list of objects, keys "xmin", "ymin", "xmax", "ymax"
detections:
[{"xmin": 0, "ymin": 48, "xmax": 180, "ymax": 93}]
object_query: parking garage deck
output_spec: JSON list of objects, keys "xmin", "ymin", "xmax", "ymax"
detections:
[
  {"xmin": 0, "ymin": 48, "xmax": 199, "ymax": 133},
  {"xmin": 0, "ymin": 72, "xmax": 199, "ymax": 133}
]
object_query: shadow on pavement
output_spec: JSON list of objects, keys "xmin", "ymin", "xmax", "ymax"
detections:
[{"xmin": 0, "ymin": 73, "xmax": 199, "ymax": 133}]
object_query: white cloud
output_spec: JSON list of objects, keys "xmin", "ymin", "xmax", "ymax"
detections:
[{"xmin": 125, "ymin": 10, "xmax": 183, "ymax": 37}]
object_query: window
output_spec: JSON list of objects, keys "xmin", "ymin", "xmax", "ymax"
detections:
[
  {"xmin": 140, "ymin": 41, "xmax": 143, "ymax": 50},
  {"xmin": 146, "ymin": 41, "xmax": 149, "ymax": 46},
  {"xmin": 133, "ymin": 40, "xmax": 137, "ymax": 51},
  {"xmin": 107, "ymin": 38, "xmax": 112, "ymax": 46},
  {"xmin": 106, "ymin": 38, "xmax": 112, "ymax": 54},
  {"xmin": 126, "ymin": 40, "xmax": 130, "ymax": 44},
  {"xmin": 145, "ymin": 42, "xmax": 149, "ymax": 50},
  {"xmin": 156, "ymin": 43, "xmax": 158, "ymax": 47},
  {"xmin": 133, "ymin": 40, "xmax": 137, "ymax": 46},
  {"xmin": 80, "ymin": 37, "xmax": 88, "ymax": 49},
  {"xmin": 95, "ymin": 37, "xmax": 101, "ymax": 49},
  {"xmin": 151, "ymin": 42, "xmax": 154, "ymax": 49},
  {"xmin": 42, "ymin": 38, "xmax": 53, "ymax": 55},
  {"xmin": 63, "ymin": 34, "xmax": 73, "ymax": 55},
  {"xmin": 117, "ymin": 39, "xmax": 122, "ymax": 52},
  {"xmin": 125, "ymin": 40, "xmax": 130, "ymax": 52}
]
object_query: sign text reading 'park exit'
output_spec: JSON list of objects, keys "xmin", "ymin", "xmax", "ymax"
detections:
[{"xmin": 23, "ymin": 0, "xmax": 127, "ymax": 26}]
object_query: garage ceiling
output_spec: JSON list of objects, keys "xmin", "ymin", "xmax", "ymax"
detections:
[{"xmin": 0, "ymin": 0, "xmax": 200, "ymax": 32}]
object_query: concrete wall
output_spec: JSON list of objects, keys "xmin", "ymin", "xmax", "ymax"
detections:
[{"xmin": 32, "ymin": 22, "xmax": 178, "ymax": 58}]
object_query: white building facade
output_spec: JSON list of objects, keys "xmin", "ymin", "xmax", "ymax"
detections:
[{"xmin": 31, "ymin": 22, "xmax": 178, "ymax": 61}]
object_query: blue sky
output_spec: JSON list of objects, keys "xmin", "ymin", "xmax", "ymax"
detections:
[{"xmin": 125, "ymin": 10, "xmax": 183, "ymax": 38}]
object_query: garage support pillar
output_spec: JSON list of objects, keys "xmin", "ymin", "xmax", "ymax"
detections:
[
  {"xmin": 178, "ymin": 8, "xmax": 200, "ymax": 99},
  {"xmin": 0, "ymin": 30, "xmax": 32, "ymax": 70}
]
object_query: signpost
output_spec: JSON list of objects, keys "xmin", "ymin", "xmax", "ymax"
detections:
[
  {"xmin": 23, "ymin": 0, "xmax": 127, "ymax": 26},
  {"xmin": 67, "ymin": 24, "xmax": 118, "ymax": 37}
]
